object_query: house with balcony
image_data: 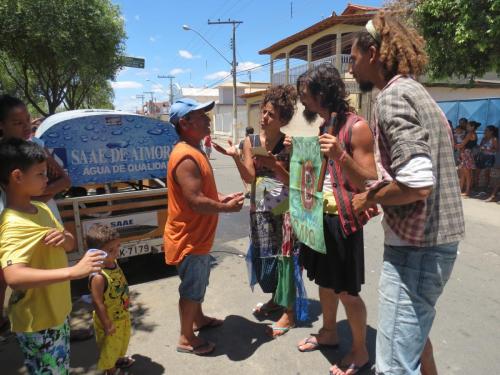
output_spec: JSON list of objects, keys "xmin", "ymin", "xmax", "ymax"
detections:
[{"xmin": 240, "ymin": 4, "xmax": 378, "ymax": 130}]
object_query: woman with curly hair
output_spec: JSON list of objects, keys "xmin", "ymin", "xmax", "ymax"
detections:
[
  {"xmin": 214, "ymin": 85, "xmax": 304, "ymax": 337},
  {"xmin": 350, "ymin": 11, "xmax": 464, "ymax": 375}
]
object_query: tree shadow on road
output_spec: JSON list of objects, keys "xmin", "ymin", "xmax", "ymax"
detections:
[
  {"xmin": 316, "ymin": 321, "xmax": 377, "ymax": 374},
  {"xmin": 198, "ymin": 314, "xmax": 273, "ymax": 361}
]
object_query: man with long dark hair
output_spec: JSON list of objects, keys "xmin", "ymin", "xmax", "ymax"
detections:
[
  {"xmin": 350, "ymin": 12, "xmax": 465, "ymax": 375},
  {"xmin": 289, "ymin": 64, "xmax": 377, "ymax": 375}
]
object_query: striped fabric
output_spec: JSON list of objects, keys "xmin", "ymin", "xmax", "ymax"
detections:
[{"xmin": 321, "ymin": 113, "xmax": 377, "ymax": 236}]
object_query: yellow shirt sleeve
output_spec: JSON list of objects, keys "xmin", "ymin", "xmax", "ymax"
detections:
[{"xmin": 0, "ymin": 202, "xmax": 59, "ymax": 268}]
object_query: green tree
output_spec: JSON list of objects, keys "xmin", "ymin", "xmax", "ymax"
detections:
[
  {"xmin": 385, "ymin": 0, "xmax": 500, "ymax": 80},
  {"xmin": 0, "ymin": 0, "xmax": 126, "ymax": 116},
  {"xmin": 65, "ymin": 77, "xmax": 114, "ymax": 110}
]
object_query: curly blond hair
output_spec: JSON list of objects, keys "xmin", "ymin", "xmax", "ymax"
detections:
[{"xmin": 356, "ymin": 11, "xmax": 428, "ymax": 79}]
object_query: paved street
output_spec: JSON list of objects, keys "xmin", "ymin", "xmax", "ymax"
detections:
[{"xmin": 2, "ymin": 153, "xmax": 500, "ymax": 374}]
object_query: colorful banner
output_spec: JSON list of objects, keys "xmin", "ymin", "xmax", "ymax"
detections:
[{"xmin": 289, "ymin": 137, "xmax": 326, "ymax": 254}]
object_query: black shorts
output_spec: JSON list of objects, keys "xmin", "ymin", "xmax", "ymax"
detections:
[{"xmin": 300, "ymin": 214, "xmax": 364, "ymax": 296}]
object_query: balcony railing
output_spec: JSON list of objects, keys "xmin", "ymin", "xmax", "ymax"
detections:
[{"xmin": 272, "ymin": 54, "xmax": 351, "ymax": 86}]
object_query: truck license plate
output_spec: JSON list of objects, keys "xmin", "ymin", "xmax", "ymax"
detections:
[{"xmin": 119, "ymin": 238, "xmax": 163, "ymax": 258}]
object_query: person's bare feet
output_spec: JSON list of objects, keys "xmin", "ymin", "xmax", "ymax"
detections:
[
  {"xmin": 329, "ymin": 349, "xmax": 369, "ymax": 375},
  {"xmin": 297, "ymin": 327, "xmax": 339, "ymax": 351},
  {"xmin": 267, "ymin": 309, "xmax": 295, "ymax": 337}
]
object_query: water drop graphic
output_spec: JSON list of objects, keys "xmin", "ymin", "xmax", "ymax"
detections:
[
  {"xmin": 111, "ymin": 129, "xmax": 123, "ymax": 136},
  {"xmin": 84, "ymin": 124, "xmax": 95, "ymax": 131},
  {"xmin": 106, "ymin": 141, "xmax": 129, "ymax": 149},
  {"xmin": 147, "ymin": 128, "xmax": 163, "ymax": 136}
]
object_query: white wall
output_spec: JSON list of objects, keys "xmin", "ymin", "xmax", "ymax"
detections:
[
  {"xmin": 425, "ymin": 86, "xmax": 500, "ymax": 101},
  {"xmin": 214, "ymin": 104, "xmax": 247, "ymax": 137},
  {"xmin": 219, "ymin": 87, "xmax": 246, "ymax": 105}
]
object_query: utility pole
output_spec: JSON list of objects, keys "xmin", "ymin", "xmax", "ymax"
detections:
[
  {"xmin": 136, "ymin": 94, "xmax": 145, "ymax": 114},
  {"xmin": 143, "ymin": 91, "xmax": 154, "ymax": 115},
  {"xmin": 208, "ymin": 19, "xmax": 243, "ymax": 143},
  {"xmin": 158, "ymin": 75, "xmax": 175, "ymax": 105}
]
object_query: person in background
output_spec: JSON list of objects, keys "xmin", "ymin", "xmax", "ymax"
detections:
[
  {"xmin": 453, "ymin": 118, "xmax": 468, "ymax": 178},
  {"xmin": 0, "ymin": 95, "xmax": 71, "ymax": 221},
  {"xmin": 474, "ymin": 125, "xmax": 498, "ymax": 192},
  {"xmin": 88, "ymin": 223, "xmax": 134, "ymax": 375},
  {"xmin": 456, "ymin": 120, "xmax": 479, "ymax": 197},
  {"xmin": 203, "ymin": 134, "xmax": 212, "ymax": 159}
]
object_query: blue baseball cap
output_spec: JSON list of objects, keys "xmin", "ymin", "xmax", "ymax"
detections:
[{"xmin": 169, "ymin": 98, "xmax": 215, "ymax": 124}]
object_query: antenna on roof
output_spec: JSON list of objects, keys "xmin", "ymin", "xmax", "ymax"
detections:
[{"xmin": 290, "ymin": 1, "xmax": 293, "ymax": 19}]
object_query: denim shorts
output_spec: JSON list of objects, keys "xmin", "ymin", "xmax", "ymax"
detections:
[
  {"xmin": 376, "ymin": 242, "xmax": 458, "ymax": 375},
  {"xmin": 177, "ymin": 254, "xmax": 211, "ymax": 303}
]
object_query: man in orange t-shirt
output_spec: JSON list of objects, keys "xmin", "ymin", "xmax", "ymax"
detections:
[{"xmin": 165, "ymin": 98, "xmax": 244, "ymax": 356}]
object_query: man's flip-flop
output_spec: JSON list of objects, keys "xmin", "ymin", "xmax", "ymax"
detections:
[
  {"xmin": 329, "ymin": 361, "xmax": 370, "ymax": 375},
  {"xmin": 176, "ymin": 341, "xmax": 215, "ymax": 356},
  {"xmin": 298, "ymin": 336, "xmax": 339, "ymax": 352},
  {"xmin": 115, "ymin": 356, "xmax": 136, "ymax": 369},
  {"xmin": 193, "ymin": 317, "xmax": 224, "ymax": 332}
]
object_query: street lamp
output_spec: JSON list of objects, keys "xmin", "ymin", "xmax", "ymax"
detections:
[{"xmin": 183, "ymin": 24, "xmax": 238, "ymax": 143}]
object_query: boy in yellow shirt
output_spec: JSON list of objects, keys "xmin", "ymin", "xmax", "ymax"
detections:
[
  {"xmin": 0, "ymin": 139, "xmax": 105, "ymax": 374},
  {"xmin": 87, "ymin": 223, "xmax": 134, "ymax": 375}
]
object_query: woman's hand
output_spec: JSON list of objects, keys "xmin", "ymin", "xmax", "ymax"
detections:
[
  {"xmin": 213, "ymin": 139, "xmax": 239, "ymax": 158},
  {"xmin": 283, "ymin": 135, "xmax": 293, "ymax": 152}
]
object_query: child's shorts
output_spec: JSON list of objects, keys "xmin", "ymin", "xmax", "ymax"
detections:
[
  {"xmin": 16, "ymin": 317, "xmax": 70, "ymax": 375},
  {"xmin": 177, "ymin": 253, "xmax": 211, "ymax": 303},
  {"xmin": 94, "ymin": 316, "xmax": 131, "ymax": 370}
]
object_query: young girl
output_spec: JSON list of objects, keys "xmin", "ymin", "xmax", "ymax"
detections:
[
  {"xmin": 87, "ymin": 223, "xmax": 134, "ymax": 375},
  {"xmin": 456, "ymin": 121, "xmax": 480, "ymax": 196},
  {"xmin": 0, "ymin": 138, "xmax": 103, "ymax": 374},
  {"xmin": 474, "ymin": 125, "xmax": 498, "ymax": 190}
]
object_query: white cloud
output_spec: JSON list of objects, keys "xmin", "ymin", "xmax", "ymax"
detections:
[
  {"xmin": 110, "ymin": 81, "xmax": 143, "ymax": 89},
  {"xmin": 151, "ymin": 84, "xmax": 164, "ymax": 93},
  {"xmin": 179, "ymin": 50, "xmax": 199, "ymax": 59},
  {"xmin": 135, "ymin": 70, "xmax": 150, "ymax": 77},
  {"xmin": 134, "ymin": 15, "xmax": 140, "ymax": 21},
  {"xmin": 170, "ymin": 68, "xmax": 190, "ymax": 75},
  {"xmin": 204, "ymin": 71, "xmax": 230, "ymax": 80},
  {"xmin": 149, "ymin": 36, "xmax": 156, "ymax": 43},
  {"xmin": 237, "ymin": 61, "xmax": 262, "ymax": 72}
]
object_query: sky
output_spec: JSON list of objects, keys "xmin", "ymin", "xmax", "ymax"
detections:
[{"xmin": 111, "ymin": 0, "xmax": 382, "ymax": 112}]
